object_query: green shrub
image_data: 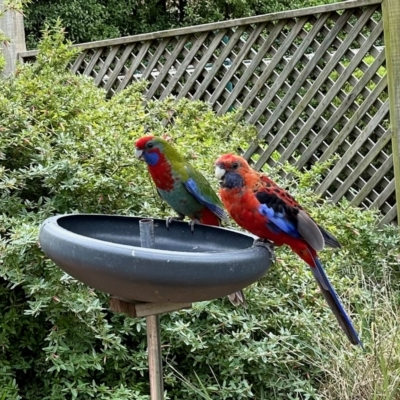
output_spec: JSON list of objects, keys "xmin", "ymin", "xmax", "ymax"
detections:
[
  {"xmin": 24, "ymin": 0, "xmax": 177, "ymax": 49},
  {"xmin": 1, "ymin": 24, "xmax": 399, "ymax": 400},
  {"xmin": 24, "ymin": 0, "xmax": 342, "ymax": 49}
]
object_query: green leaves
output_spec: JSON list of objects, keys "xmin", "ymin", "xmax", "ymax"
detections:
[
  {"xmin": 1, "ymin": 23, "xmax": 400, "ymax": 400},
  {"xmin": 0, "ymin": 24, "xmax": 253, "ymax": 398},
  {"xmin": 23, "ymin": 0, "xmax": 342, "ymax": 50}
]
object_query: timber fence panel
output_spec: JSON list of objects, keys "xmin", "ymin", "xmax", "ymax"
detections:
[{"xmin": 19, "ymin": 0, "xmax": 396, "ymax": 224}]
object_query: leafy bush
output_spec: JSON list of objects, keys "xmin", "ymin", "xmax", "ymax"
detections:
[
  {"xmin": 23, "ymin": 0, "xmax": 342, "ymax": 49},
  {"xmin": 1, "ymin": 25, "xmax": 399, "ymax": 400},
  {"xmin": 181, "ymin": 0, "xmax": 341, "ymax": 26},
  {"xmin": 23, "ymin": 0, "xmax": 177, "ymax": 50}
]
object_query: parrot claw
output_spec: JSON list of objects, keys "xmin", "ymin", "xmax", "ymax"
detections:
[
  {"xmin": 166, "ymin": 215, "xmax": 185, "ymax": 230},
  {"xmin": 253, "ymin": 238, "xmax": 276, "ymax": 262},
  {"xmin": 188, "ymin": 219, "xmax": 200, "ymax": 233},
  {"xmin": 228, "ymin": 290, "xmax": 247, "ymax": 308}
]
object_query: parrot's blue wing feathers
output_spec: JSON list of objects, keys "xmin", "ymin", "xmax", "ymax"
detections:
[
  {"xmin": 258, "ymin": 203, "xmax": 301, "ymax": 237},
  {"xmin": 256, "ymin": 186, "xmax": 329, "ymax": 252},
  {"xmin": 185, "ymin": 178, "xmax": 228, "ymax": 221}
]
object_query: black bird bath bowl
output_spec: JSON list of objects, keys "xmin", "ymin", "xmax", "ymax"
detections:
[
  {"xmin": 39, "ymin": 214, "xmax": 271, "ymax": 303},
  {"xmin": 39, "ymin": 214, "xmax": 271, "ymax": 400}
]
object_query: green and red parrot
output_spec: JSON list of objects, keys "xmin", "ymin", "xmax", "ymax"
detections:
[
  {"xmin": 134, "ymin": 135, "xmax": 246, "ymax": 307},
  {"xmin": 215, "ymin": 153, "xmax": 363, "ymax": 346}
]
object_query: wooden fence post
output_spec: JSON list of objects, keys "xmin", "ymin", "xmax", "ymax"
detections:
[
  {"xmin": 0, "ymin": 0, "xmax": 26, "ymax": 76},
  {"xmin": 382, "ymin": 0, "xmax": 400, "ymax": 223}
]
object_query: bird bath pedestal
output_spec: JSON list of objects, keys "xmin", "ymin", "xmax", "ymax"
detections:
[{"xmin": 39, "ymin": 214, "xmax": 271, "ymax": 399}]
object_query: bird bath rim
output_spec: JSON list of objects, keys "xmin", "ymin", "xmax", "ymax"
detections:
[{"xmin": 39, "ymin": 214, "xmax": 271, "ymax": 303}]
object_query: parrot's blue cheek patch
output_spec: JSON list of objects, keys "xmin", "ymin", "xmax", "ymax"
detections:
[
  {"xmin": 144, "ymin": 152, "xmax": 160, "ymax": 166},
  {"xmin": 223, "ymin": 172, "xmax": 244, "ymax": 189}
]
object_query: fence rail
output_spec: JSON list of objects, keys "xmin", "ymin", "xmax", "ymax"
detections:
[{"xmin": 19, "ymin": 0, "xmax": 399, "ymax": 225}]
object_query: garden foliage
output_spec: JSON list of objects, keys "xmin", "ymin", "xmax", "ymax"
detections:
[
  {"xmin": 0, "ymin": 26, "xmax": 400, "ymax": 399},
  {"xmin": 23, "ymin": 0, "xmax": 341, "ymax": 49}
]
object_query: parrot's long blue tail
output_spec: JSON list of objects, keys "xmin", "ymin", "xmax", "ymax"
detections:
[{"xmin": 310, "ymin": 255, "xmax": 363, "ymax": 348}]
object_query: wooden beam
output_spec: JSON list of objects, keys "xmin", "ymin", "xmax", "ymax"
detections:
[
  {"xmin": 109, "ymin": 297, "xmax": 192, "ymax": 317},
  {"xmin": 382, "ymin": 0, "xmax": 400, "ymax": 223},
  {"xmin": 0, "ymin": 0, "xmax": 26, "ymax": 76}
]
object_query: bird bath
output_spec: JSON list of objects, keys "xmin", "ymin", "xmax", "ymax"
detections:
[{"xmin": 39, "ymin": 214, "xmax": 271, "ymax": 399}]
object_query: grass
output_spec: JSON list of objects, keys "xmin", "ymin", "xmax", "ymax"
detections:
[
  {"xmin": 165, "ymin": 267, "xmax": 400, "ymax": 400},
  {"xmin": 315, "ymin": 272, "xmax": 400, "ymax": 400},
  {"xmin": 166, "ymin": 362, "xmax": 213, "ymax": 399}
]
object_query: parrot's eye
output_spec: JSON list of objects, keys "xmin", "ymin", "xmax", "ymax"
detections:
[
  {"xmin": 232, "ymin": 162, "xmax": 239, "ymax": 169},
  {"xmin": 147, "ymin": 142, "xmax": 154, "ymax": 149}
]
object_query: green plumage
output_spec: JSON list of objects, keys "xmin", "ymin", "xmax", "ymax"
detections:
[
  {"xmin": 135, "ymin": 135, "xmax": 246, "ymax": 308},
  {"xmin": 136, "ymin": 136, "xmax": 227, "ymax": 224}
]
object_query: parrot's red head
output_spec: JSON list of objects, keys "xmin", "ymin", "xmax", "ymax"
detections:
[
  {"xmin": 135, "ymin": 135, "xmax": 155, "ymax": 151},
  {"xmin": 215, "ymin": 154, "xmax": 258, "ymax": 190},
  {"xmin": 135, "ymin": 135, "xmax": 183, "ymax": 168},
  {"xmin": 135, "ymin": 135, "xmax": 163, "ymax": 166},
  {"xmin": 215, "ymin": 154, "xmax": 251, "ymax": 181}
]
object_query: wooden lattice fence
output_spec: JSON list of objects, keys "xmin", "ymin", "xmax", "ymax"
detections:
[{"xmin": 19, "ymin": 0, "xmax": 400, "ymax": 225}]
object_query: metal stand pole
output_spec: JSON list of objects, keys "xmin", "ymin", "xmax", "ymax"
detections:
[{"xmin": 139, "ymin": 219, "xmax": 164, "ymax": 400}]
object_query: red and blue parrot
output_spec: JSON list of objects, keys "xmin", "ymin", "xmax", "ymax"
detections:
[
  {"xmin": 135, "ymin": 136, "xmax": 246, "ymax": 307},
  {"xmin": 215, "ymin": 153, "xmax": 362, "ymax": 346}
]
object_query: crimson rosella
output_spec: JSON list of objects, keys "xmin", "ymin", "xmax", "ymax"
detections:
[
  {"xmin": 135, "ymin": 136, "xmax": 246, "ymax": 307},
  {"xmin": 214, "ymin": 153, "xmax": 362, "ymax": 346}
]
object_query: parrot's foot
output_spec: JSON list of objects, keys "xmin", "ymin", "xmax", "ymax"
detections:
[
  {"xmin": 253, "ymin": 238, "xmax": 276, "ymax": 262},
  {"xmin": 228, "ymin": 290, "xmax": 247, "ymax": 308},
  {"xmin": 166, "ymin": 215, "xmax": 185, "ymax": 229},
  {"xmin": 188, "ymin": 219, "xmax": 200, "ymax": 233}
]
